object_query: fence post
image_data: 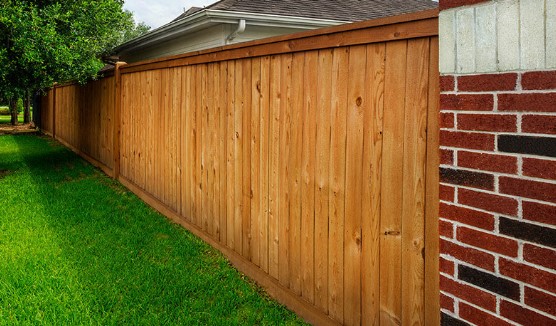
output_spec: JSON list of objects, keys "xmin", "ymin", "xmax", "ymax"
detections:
[
  {"xmin": 52, "ymin": 85, "xmax": 56, "ymax": 139},
  {"xmin": 113, "ymin": 62, "xmax": 125, "ymax": 179}
]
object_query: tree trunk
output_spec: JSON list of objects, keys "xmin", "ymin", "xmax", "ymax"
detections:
[
  {"xmin": 24, "ymin": 93, "xmax": 31, "ymax": 124},
  {"xmin": 9, "ymin": 98, "xmax": 18, "ymax": 126}
]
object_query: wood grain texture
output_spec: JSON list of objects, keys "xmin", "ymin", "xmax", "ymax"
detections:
[
  {"xmin": 44, "ymin": 15, "xmax": 439, "ymax": 325},
  {"xmin": 380, "ymin": 40, "xmax": 407, "ymax": 326},
  {"xmin": 424, "ymin": 36, "xmax": 440, "ymax": 326},
  {"xmin": 328, "ymin": 47, "xmax": 348, "ymax": 324},
  {"xmin": 361, "ymin": 43, "xmax": 385, "ymax": 326}
]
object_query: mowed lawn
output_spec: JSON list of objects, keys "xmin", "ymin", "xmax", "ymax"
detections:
[
  {"xmin": 0, "ymin": 134, "xmax": 304, "ymax": 325},
  {"xmin": 0, "ymin": 114, "xmax": 24, "ymax": 124}
]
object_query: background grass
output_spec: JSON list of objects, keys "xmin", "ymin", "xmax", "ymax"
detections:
[
  {"xmin": 0, "ymin": 134, "xmax": 305, "ymax": 325},
  {"xmin": 0, "ymin": 114, "xmax": 24, "ymax": 125}
]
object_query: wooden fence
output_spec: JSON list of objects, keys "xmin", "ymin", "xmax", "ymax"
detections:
[{"xmin": 40, "ymin": 9, "xmax": 439, "ymax": 326}]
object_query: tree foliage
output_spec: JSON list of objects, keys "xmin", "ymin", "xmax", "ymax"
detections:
[{"xmin": 0, "ymin": 0, "xmax": 150, "ymax": 100}]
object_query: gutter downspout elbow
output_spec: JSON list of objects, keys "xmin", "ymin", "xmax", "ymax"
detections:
[{"xmin": 227, "ymin": 19, "xmax": 246, "ymax": 43}]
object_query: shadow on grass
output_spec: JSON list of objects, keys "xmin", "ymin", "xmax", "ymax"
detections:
[{"xmin": 0, "ymin": 134, "xmax": 303, "ymax": 325}]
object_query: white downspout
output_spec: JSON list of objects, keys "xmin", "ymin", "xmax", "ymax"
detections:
[{"xmin": 226, "ymin": 19, "xmax": 246, "ymax": 44}]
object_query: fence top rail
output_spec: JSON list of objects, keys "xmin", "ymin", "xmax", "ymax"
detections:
[{"xmin": 120, "ymin": 8, "xmax": 438, "ymax": 74}]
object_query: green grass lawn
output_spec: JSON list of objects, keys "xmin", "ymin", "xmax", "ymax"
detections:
[
  {"xmin": 0, "ymin": 134, "xmax": 304, "ymax": 325},
  {"xmin": 0, "ymin": 114, "xmax": 25, "ymax": 124}
]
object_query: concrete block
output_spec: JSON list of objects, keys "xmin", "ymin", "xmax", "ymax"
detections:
[
  {"xmin": 456, "ymin": 8, "xmax": 476, "ymax": 73},
  {"xmin": 440, "ymin": 11, "xmax": 456, "ymax": 74},
  {"xmin": 520, "ymin": 0, "xmax": 546, "ymax": 69},
  {"xmin": 475, "ymin": 4, "xmax": 497, "ymax": 72},
  {"xmin": 497, "ymin": 0, "xmax": 520, "ymax": 71},
  {"xmin": 547, "ymin": 0, "xmax": 556, "ymax": 68}
]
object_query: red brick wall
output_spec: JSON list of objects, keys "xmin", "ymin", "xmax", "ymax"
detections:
[{"xmin": 439, "ymin": 71, "xmax": 556, "ymax": 325}]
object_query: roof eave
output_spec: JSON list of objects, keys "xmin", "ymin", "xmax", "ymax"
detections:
[{"xmin": 115, "ymin": 9, "xmax": 348, "ymax": 54}]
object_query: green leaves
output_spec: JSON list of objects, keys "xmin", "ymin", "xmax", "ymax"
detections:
[{"xmin": 0, "ymin": 0, "xmax": 150, "ymax": 97}]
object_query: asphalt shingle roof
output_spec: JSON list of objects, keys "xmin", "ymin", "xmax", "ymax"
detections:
[{"xmin": 176, "ymin": 0, "xmax": 438, "ymax": 22}]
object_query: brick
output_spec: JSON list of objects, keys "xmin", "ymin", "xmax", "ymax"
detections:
[
  {"xmin": 440, "ymin": 168, "xmax": 494, "ymax": 190},
  {"xmin": 523, "ymin": 201, "xmax": 556, "ymax": 226},
  {"xmin": 522, "ymin": 71, "xmax": 556, "ymax": 90},
  {"xmin": 458, "ymin": 114, "xmax": 517, "ymax": 132},
  {"xmin": 459, "ymin": 302, "xmax": 514, "ymax": 326},
  {"xmin": 440, "ymin": 293, "xmax": 455, "ymax": 312},
  {"xmin": 441, "ymin": 149, "xmax": 454, "ymax": 165},
  {"xmin": 500, "ymin": 176, "xmax": 556, "ymax": 204},
  {"xmin": 440, "ymin": 76, "xmax": 455, "ymax": 92},
  {"xmin": 501, "ymin": 300, "xmax": 556, "ymax": 326},
  {"xmin": 522, "ymin": 115, "xmax": 556, "ymax": 135},
  {"xmin": 439, "ymin": 0, "xmax": 489, "ymax": 10},
  {"xmin": 441, "ymin": 112, "xmax": 455, "ymax": 129},
  {"xmin": 458, "ymin": 188, "xmax": 518, "ymax": 216},
  {"xmin": 525, "ymin": 287, "xmax": 556, "ymax": 317},
  {"xmin": 458, "ymin": 151, "xmax": 517, "ymax": 174},
  {"xmin": 441, "ymin": 312, "xmax": 470, "ymax": 326},
  {"xmin": 457, "ymin": 227, "xmax": 519, "ymax": 257},
  {"xmin": 441, "ymin": 131, "xmax": 495, "ymax": 151},
  {"xmin": 523, "ymin": 157, "xmax": 556, "ymax": 180},
  {"xmin": 440, "ymin": 239, "xmax": 495, "ymax": 272},
  {"xmin": 458, "ymin": 73, "xmax": 517, "ymax": 92},
  {"xmin": 441, "ymin": 94, "xmax": 494, "ymax": 111},
  {"xmin": 440, "ymin": 275, "xmax": 497, "ymax": 312},
  {"xmin": 499, "ymin": 93, "xmax": 556, "ymax": 112},
  {"xmin": 500, "ymin": 217, "xmax": 556, "ymax": 248},
  {"xmin": 440, "ymin": 203, "xmax": 494, "ymax": 230},
  {"xmin": 524, "ymin": 244, "xmax": 556, "ymax": 270},
  {"xmin": 498, "ymin": 135, "xmax": 556, "ymax": 158},
  {"xmin": 440, "ymin": 219, "xmax": 454, "ymax": 238},
  {"xmin": 458, "ymin": 265, "xmax": 520, "ymax": 300},
  {"xmin": 440, "ymin": 256, "xmax": 455, "ymax": 275},
  {"xmin": 440, "ymin": 184, "xmax": 455, "ymax": 202},
  {"xmin": 500, "ymin": 258, "xmax": 556, "ymax": 294}
]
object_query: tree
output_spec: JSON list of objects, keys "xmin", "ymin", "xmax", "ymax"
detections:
[{"xmin": 0, "ymin": 0, "xmax": 150, "ymax": 125}]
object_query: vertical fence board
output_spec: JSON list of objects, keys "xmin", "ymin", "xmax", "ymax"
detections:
[
  {"xmin": 343, "ymin": 45, "xmax": 366, "ymax": 326},
  {"xmin": 424, "ymin": 36, "xmax": 440, "ymax": 326},
  {"xmin": 380, "ymin": 40, "xmax": 408, "ymax": 325},
  {"xmin": 259, "ymin": 56, "xmax": 271, "ymax": 274},
  {"xmin": 289, "ymin": 52, "xmax": 304, "ymax": 295},
  {"xmin": 242, "ymin": 59, "xmax": 252, "ymax": 259},
  {"xmin": 314, "ymin": 48, "xmax": 333, "ymax": 312},
  {"xmin": 268, "ymin": 55, "xmax": 281, "ymax": 280},
  {"xmin": 328, "ymin": 47, "xmax": 349, "ymax": 323},
  {"xmin": 401, "ymin": 38, "xmax": 429, "ymax": 326},
  {"xmin": 219, "ymin": 62, "xmax": 228, "ymax": 244},
  {"xmin": 250, "ymin": 57, "xmax": 262, "ymax": 267},
  {"xmin": 361, "ymin": 43, "xmax": 386, "ymax": 326},
  {"xmin": 226, "ymin": 61, "xmax": 235, "ymax": 249},
  {"xmin": 278, "ymin": 54, "xmax": 292, "ymax": 286}
]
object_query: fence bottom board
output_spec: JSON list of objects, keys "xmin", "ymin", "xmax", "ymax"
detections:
[
  {"xmin": 117, "ymin": 175, "xmax": 341, "ymax": 326},
  {"xmin": 55, "ymin": 136, "xmax": 114, "ymax": 178}
]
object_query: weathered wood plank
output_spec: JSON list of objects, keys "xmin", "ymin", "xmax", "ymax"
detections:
[
  {"xmin": 380, "ymin": 40, "xmax": 408, "ymax": 325},
  {"xmin": 301, "ymin": 50, "xmax": 318, "ymax": 305},
  {"xmin": 361, "ymin": 42, "xmax": 386, "ymax": 326},
  {"xmin": 328, "ymin": 47, "xmax": 348, "ymax": 324},
  {"xmin": 278, "ymin": 53, "xmax": 292, "ymax": 286},
  {"xmin": 314, "ymin": 48, "xmax": 333, "ymax": 312},
  {"xmin": 401, "ymin": 37, "xmax": 429, "ymax": 326}
]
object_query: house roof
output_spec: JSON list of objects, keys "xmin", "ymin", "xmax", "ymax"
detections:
[{"xmin": 174, "ymin": 0, "xmax": 438, "ymax": 23}]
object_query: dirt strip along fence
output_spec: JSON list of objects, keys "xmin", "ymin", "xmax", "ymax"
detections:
[{"xmin": 40, "ymin": 9, "xmax": 440, "ymax": 326}]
